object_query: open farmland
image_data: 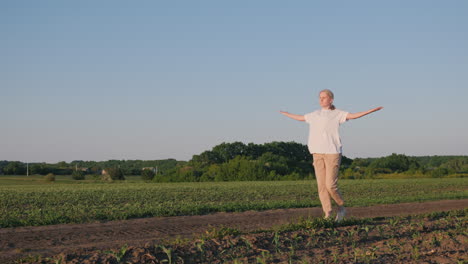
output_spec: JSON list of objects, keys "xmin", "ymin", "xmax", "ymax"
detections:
[
  {"xmin": 4, "ymin": 208, "xmax": 467, "ymax": 264},
  {"xmin": 0, "ymin": 177, "xmax": 467, "ymax": 263},
  {"xmin": 0, "ymin": 177, "xmax": 467, "ymax": 228}
]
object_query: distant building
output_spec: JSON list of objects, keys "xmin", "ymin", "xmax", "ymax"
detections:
[
  {"xmin": 101, "ymin": 169, "xmax": 108, "ymax": 175},
  {"xmin": 142, "ymin": 167, "xmax": 158, "ymax": 174}
]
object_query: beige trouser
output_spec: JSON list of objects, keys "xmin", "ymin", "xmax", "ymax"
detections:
[{"xmin": 312, "ymin": 153, "xmax": 344, "ymax": 216}]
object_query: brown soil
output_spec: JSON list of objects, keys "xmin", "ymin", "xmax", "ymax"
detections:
[{"xmin": 1, "ymin": 199, "xmax": 467, "ymax": 263}]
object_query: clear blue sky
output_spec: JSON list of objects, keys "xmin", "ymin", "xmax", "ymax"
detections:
[{"xmin": 2, "ymin": 1, "xmax": 468, "ymax": 163}]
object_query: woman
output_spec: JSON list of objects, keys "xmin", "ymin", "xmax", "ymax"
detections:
[{"xmin": 280, "ymin": 89, "xmax": 383, "ymax": 221}]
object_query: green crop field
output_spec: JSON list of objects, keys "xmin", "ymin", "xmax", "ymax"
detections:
[{"xmin": 0, "ymin": 176, "xmax": 466, "ymax": 228}]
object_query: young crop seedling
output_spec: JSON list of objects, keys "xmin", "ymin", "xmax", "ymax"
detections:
[
  {"xmin": 430, "ymin": 235, "xmax": 441, "ymax": 247},
  {"xmin": 273, "ymin": 232, "xmax": 281, "ymax": 253},
  {"xmin": 352, "ymin": 248, "xmax": 362, "ymax": 263},
  {"xmin": 240, "ymin": 236, "xmax": 253, "ymax": 249},
  {"xmin": 359, "ymin": 225, "xmax": 372, "ymax": 240},
  {"xmin": 43, "ymin": 256, "xmax": 63, "ymax": 264},
  {"xmin": 412, "ymin": 230, "xmax": 422, "ymax": 240},
  {"xmin": 256, "ymin": 251, "xmax": 272, "ymax": 264},
  {"xmin": 194, "ymin": 238, "xmax": 206, "ymax": 261},
  {"xmin": 411, "ymin": 244, "xmax": 420, "ymax": 260},
  {"xmin": 116, "ymin": 244, "xmax": 129, "ymax": 263},
  {"xmin": 287, "ymin": 246, "xmax": 296, "ymax": 264},
  {"xmin": 331, "ymin": 251, "xmax": 339, "ymax": 263},
  {"xmin": 376, "ymin": 225, "xmax": 386, "ymax": 238},
  {"xmin": 389, "ymin": 217, "xmax": 400, "ymax": 227},
  {"xmin": 364, "ymin": 246, "xmax": 379, "ymax": 263},
  {"xmin": 159, "ymin": 245, "xmax": 173, "ymax": 264}
]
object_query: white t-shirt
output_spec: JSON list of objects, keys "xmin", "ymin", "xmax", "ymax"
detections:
[{"xmin": 304, "ymin": 109, "xmax": 349, "ymax": 154}]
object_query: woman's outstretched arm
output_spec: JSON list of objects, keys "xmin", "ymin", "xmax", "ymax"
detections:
[
  {"xmin": 280, "ymin": 111, "xmax": 306, "ymax": 122},
  {"xmin": 346, "ymin": 107, "xmax": 383, "ymax": 120}
]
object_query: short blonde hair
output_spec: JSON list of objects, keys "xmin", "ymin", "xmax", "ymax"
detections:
[{"xmin": 319, "ymin": 89, "xmax": 336, "ymax": 110}]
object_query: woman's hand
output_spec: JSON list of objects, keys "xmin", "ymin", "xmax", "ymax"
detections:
[
  {"xmin": 374, "ymin": 106, "xmax": 384, "ymax": 111},
  {"xmin": 346, "ymin": 107, "xmax": 383, "ymax": 120}
]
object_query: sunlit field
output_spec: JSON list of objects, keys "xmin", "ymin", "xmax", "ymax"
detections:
[{"xmin": 0, "ymin": 176, "xmax": 466, "ymax": 228}]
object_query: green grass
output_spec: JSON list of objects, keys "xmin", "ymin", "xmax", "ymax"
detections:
[{"xmin": 0, "ymin": 177, "xmax": 466, "ymax": 228}]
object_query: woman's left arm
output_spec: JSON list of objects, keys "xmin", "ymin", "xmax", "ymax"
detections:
[{"xmin": 346, "ymin": 107, "xmax": 384, "ymax": 120}]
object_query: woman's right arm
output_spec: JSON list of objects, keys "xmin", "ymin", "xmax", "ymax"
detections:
[{"xmin": 279, "ymin": 111, "xmax": 306, "ymax": 122}]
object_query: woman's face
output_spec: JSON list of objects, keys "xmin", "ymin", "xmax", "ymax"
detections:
[{"xmin": 319, "ymin": 92, "xmax": 333, "ymax": 109}]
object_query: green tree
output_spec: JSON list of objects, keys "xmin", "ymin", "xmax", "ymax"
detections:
[
  {"xmin": 430, "ymin": 167, "xmax": 449, "ymax": 178},
  {"xmin": 440, "ymin": 157, "xmax": 468, "ymax": 173},
  {"xmin": 106, "ymin": 167, "xmax": 125, "ymax": 181},
  {"xmin": 258, "ymin": 152, "xmax": 289, "ymax": 176},
  {"xmin": 0, "ymin": 160, "xmax": 9, "ymax": 174},
  {"xmin": 3, "ymin": 162, "xmax": 26, "ymax": 175},
  {"xmin": 57, "ymin": 161, "xmax": 68, "ymax": 168},
  {"xmin": 200, "ymin": 164, "xmax": 220, "ymax": 182},
  {"xmin": 369, "ymin": 153, "xmax": 419, "ymax": 173},
  {"xmin": 72, "ymin": 170, "xmax": 85, "ymax": 180},
  {"xmin": 141, "ymin": 169, "xmax": 156, "ymax": 181},
  {"xmin": 191, "ymin": 150, "xmax": 222, "ymax": 167},
  {"xmin": 30, "ymin": 163, "xmax": 48, "ymax": 175},
  {"xmin": 215, "ymin": 156, "xmax": 267, "ymax": 181},
  {"xmin": 212, "ymin": 142, "xmax": 248, "ymax": 163}
]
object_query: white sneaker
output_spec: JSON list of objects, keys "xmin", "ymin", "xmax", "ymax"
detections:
[{"xmin": 335, "ymin": 206, "xmax": 346, "ymax": 222}]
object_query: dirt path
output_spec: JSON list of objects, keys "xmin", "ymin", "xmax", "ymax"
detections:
[{"xmin": 1, "ymin": 199, "xmax": 467, "ymax": 263}]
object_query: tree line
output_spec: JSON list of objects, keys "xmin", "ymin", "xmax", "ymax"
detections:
[
  {"xmin": 1, "ymin": 141, "xmax": 467, "ymax": 181},
  {"xmin": 157, "ymin": 142, "xmax": 467, "ymax": 182},
  {"xmin": 0, "ymin": 159, "xmax": 183, "ymax": 176}
]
